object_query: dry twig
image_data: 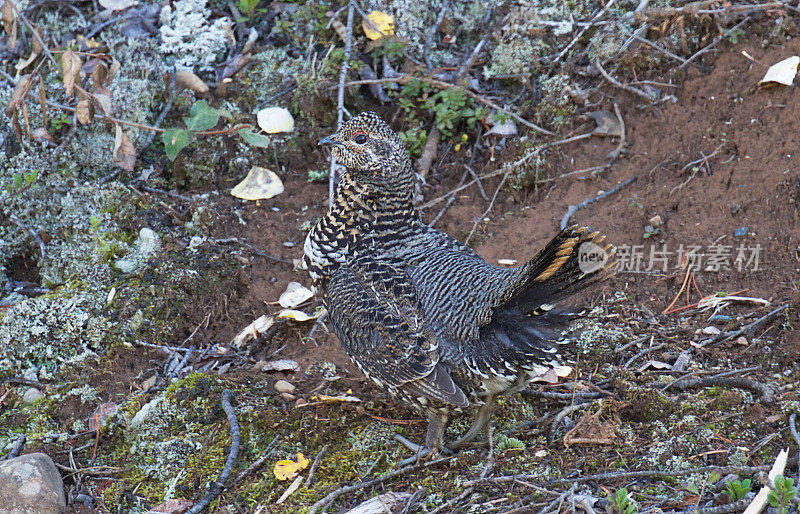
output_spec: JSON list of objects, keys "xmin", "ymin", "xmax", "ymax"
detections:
[
  {"xmin": 308, "ymin": 456, "xmax": 451, "ymax": 514},
  {"xmin": 328, "ymin": 1, "xmax": 355, "ymax": 207},
  {"xmin": 560, "ymin": 176, "xmax": 638, "ymax": 229}
]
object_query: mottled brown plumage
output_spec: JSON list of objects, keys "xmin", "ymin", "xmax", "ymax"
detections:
[{"xmin": 304, "ymin": 112, "xmax": 614, "ymax": 453}]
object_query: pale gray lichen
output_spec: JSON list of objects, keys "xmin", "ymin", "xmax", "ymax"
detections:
[
  {"xmin": 0, "ymin": 290, "xmax": 108, "ymax": 373},
  {"xmin": 159, "ymin": 0, "xmax": 230, "ymax": 72}
]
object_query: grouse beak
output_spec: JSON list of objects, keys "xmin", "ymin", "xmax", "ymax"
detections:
[{"xmin": 318, "ymin": 135, "xmax": 343, "ymax": 147}]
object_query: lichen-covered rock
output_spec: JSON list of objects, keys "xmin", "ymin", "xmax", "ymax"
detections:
[
  {"xmin": 115, "ymin": 228, "xmax": 162, "ymax": 274},
  {"xmin": 0, "ymin": 453, "xmax": 66, "ymax": 514}
]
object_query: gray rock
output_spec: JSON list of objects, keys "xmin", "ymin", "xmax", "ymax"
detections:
[
  {"xmin": 22, "ymin": 388, "xmax": 43, "ymax": 403},
  {"xmin": 115, "ymin": 227, "xmax": 162, "ymax": 273},
  {"xmin": 0, "ymin": 453, "xmax": 66, "ymax": 513}
]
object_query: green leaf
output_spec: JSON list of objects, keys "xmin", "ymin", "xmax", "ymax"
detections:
[
  {"xmin": 162, "ymin": 128, "xmax": 193, "ymax": 161},
  {"xmin": 13, "ymin": 174, "xmax": 23, "ymax": 188},
  {"xmin": 238, "ymin": 128, "xmax": 271, "ymax": 148},
  {"xmin": 184, "ymin": 100, "xmax": 223, "ymax": 131}
]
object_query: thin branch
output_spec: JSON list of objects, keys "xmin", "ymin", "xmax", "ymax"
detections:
[
  {"xmin": 308, "ymin": 456, "xmax": 451, "ymax": 514},
  {"xmin": 553, "ymin": 0, "xmax": 616, "ymax": 63},
  {"xmin": 790, "ymin": 413, "xmax": 800, "ymax": 452},
  {"xmin": 465, "ymin": 463, "xmax": 772, "ymax": 488},
  {"xmin": 304, "ymin": 444, "xmax": 330, "ymax": 487},
  {"xmin": 229, "ymin": 434, "xmax": 280, "ymax": 487},
  {"xmin": 0, "ymin": 434, "xmax": 26, "ymax": 461},
  {"xmin": 212, "ymin": 237, "xmax": 292, "ymax": 264},
  {"xmin": 9, "ymin": 217, "xmax": 47, "ymax": 258},
  {"xmin": 536, "ymin": 483, "xmax": 576, "ymax": 514},
  {"xmin": 560, "ymin": 176, "xmax": 638, "ymax": 229},
  {"xmin": 329, "ymin": 1, "xmax": 355, "ymax": 207},
  {"xmin": 705, "ymin": 303, "xmax": 789, "ymax": 346},
  {"xmin": 595, "ymin": 59, "xmax": 657, "ymax": 101},
  {"xmin": 424, "ymin": 2, "xmax": 449, "ymax": 71},
  {"xmin": 186, "ymin": 389, "xmax": 240, "ymax": 514}
]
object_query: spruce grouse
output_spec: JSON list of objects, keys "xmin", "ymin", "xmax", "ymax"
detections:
[{"xmin": 304, "ymin": 111, "xmax": 614, "ymax": 453}]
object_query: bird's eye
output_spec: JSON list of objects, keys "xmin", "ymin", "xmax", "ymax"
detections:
[{"xmin": 353, "ymin": 132, "xmax": 368, "ymax": 144}]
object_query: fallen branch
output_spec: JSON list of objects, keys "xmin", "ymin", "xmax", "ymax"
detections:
[
  {"xmin": 308, "ymin": 456, "xmax": 451, "ymax": 514},
  {"xmin": 789, "ymin": 413, "xmax": 799, "ymax": 452},
  {"xmin": 464, "ymin": 463, "xmax": 772, "ymax": 487},
  {"xmin": 424, "ymin": 2, "xmax": 449, "ymax": 71},
  {"xmin": 560, "ymin": 176, "xmax": 638, "ymax": 229},
  {"xmin": 213, "ymin": 237, "xmax": 291, "ymax": 264},
  {"xmin": 536, "ymin": 483, "xmax": 576, "ymax": 514},
  {"xmin": 654, "ymin": 375, "xmax": 776, "ymax": 402},
  {"xmin": 682, "ymin": 17, "xmax": 751, "ymax": 69},
  {"xmin": 705, "ymin": 303, "xmax": 789, "ymax": 346},
  {"xmin": 304, "ymin": 444, "xmax": 330, "ymax": 487},
  {"xmin": 229, "ymin": 434, "xmax": 280, "ymax": 487},
  {"xmin": 186, "ymin": 389, "xmax": 240, "ymax": 514},
  {"xmin": 635, "ymin": 1, "xmax": 785, "ymax": 21}
]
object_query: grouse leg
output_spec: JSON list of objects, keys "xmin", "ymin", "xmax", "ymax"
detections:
[
  {"xmin": 448, "ymin": 394, "xmax": 496, "ymax": 449},
  {"xmin": 395, "ymin": 411, "xmax": 448, "ymax": 466}
]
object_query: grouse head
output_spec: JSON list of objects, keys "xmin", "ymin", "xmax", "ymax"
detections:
[{"xmin": 318, "ymin": 112, "xmax": 413, "ymax": 188}]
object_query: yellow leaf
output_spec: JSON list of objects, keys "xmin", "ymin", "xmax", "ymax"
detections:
[
  {"xmin": 273, "ymin": 460, "xmax": 300, "ymax": 481},
  {"xmin": 296, "ymin": 453, "xmax": 310, "ymax": 470},
  {"xmin": 362, "ymin": 11, "xmax": 394, "ymax": 40}
]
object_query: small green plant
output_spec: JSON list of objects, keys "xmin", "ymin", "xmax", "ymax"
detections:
[
  {"xmin": 724, "ymin": 478, "xmax": 752, "ymax": 502},
  {"xmin": 494, "ymin": 433, "xmax": 525, "ymax": 452},
  {"xmin": 608, "ymin": 487, "xmax": 637, "ymax": 514},
  {"xmin": 629, "ymin": 194, "xmax": 643, "ymax": 212},
  {"xmin": 162, "ymin": 100, "xmax": 270, "ymax": 161},
  {"xmin": 642, "ymin": 224, "xmax": 660, "ymax": 239},
  {"xmin": 727, "ymin": 27, "xmax": 745, "ymax": 44},
  {"xmin": 307, "ymin": 169, "xmax": 328, "ymax": 182},
  {"xmin": 235, "ymin": 0, "xmax": 267, "ymax": 20},
  {"xmin": 398, "ymin": 127, "xmax": 427, "ymax": 158},
  {"xmin": 50, "ymin": 113, "xmax": 72, "ymax": 132},
  {"xmin": 767, "ymin": 475, "xmax": 797, "ymax": 514},
  {"xmin": 5, "ymin": 169, "xmax": 37, "ymax": 195}
]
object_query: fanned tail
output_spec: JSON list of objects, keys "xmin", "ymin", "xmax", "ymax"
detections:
[
  {"xmin": 506, "ymin": 225, "xmax": 616, "ymax": 312},
  {"xmin": 479, "ymin": 226, "xmax": 615, "ymax": 364}
]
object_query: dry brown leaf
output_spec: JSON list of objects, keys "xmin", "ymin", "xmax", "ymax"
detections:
[
  {"xmin": 5, "ymin": 74, "xmax": 33, "ymax": 116},
  {"xmin": 1, "ymin": 0, "xmax": 17, "ymax": 50},
  {"xmin": 563, "ymin": 411, "xmax": 617, "ymax": 447},
  {"xmin": 113, "ymin": 123, "xmax": 136, "ymax": 171},
  {"xmin": 1, "ymin": 0, "xmax": 14, "ymax": 32},
  {"xmin": 108, "ymin": 58, "xmax": 120, "ymax": 82},
  {"xmin": 61, "ymin": 49, "xmax": 82, "ymax": 98},
  {"xmin": 92, "ymin": 61, "xmax": 108, "ymax": 88},
  {"xmin": 31, "ymin": 127, "xmax": 55, "ymax": 144},
  {"xmin": 76, "ymin": 100, "xmax": 92, "ymax": 124},
  {"xmin": 88, "ymin": 402, "xmax": 119, "ymax": 431},
  {"xmin": 175, "ymin": 70, "xmax": 209, "ymax": 94},
  {"xmin": 92, "ymin": 92, "xmax": 112, "ymax": 115},
  {"xmin": 587, "ymin": 110, "xmax": 622, "ymax": 137}
]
